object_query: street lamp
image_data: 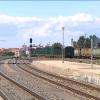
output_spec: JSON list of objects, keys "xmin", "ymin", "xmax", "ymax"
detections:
[{"xmin": 62, "ymin": 27, "xmax": 64, "ymax": 63}]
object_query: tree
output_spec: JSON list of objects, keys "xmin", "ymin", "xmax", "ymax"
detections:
[
  {"xmin": 89, "ymin": 35, "xmax": 97, "ymax": 47},
  {"xmin": 85, "ymin": 38, "xmax": 91, "ymax": 48},
  {"xmin": 73, "ymin": 35, "xmax": 98, "ymax": 49},
  {"xmin": 1, "ymin": 51, "xmax": 15, "ymax": 56},
  {"xmin": 77, "ymin": 36, "xmax": 85, "ymax": 48},
  {"xmin": 89, "ymin": 35, "xmax": 97, "ymax": 41}
]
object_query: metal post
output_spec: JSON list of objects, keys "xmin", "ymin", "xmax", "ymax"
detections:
[
  {"xmin": 29, "ymin": 46, "xmax": 31, "ymax": 62},
  {"xmin": 91, "ymin": 38, "xmax": 93, "ymax": 69},
  {"xmin": 62, "ymin": 27, "xmax": 64, "ymax": 63},
  {"xmin": 15, "ymin": 57, "xmax": 17, "ymax": 64},
  {"xmin": 84, "ymin": 34, "xmax": 86, "ymax": 56}
]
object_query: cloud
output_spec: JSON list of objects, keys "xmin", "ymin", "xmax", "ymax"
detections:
[
  {"xmin": 0, "ymin": 13, "xmax": 100, "ymax": 46},
  {"xmin": 0, "ymin": 15, "xmax": 42, "ymax": 24}
]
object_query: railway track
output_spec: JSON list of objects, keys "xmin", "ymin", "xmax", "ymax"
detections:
[
  {"xmin": 0, "ymin": 72, "xmax": 45, "ymax": 100},
  {"xmin": 2, "ymin": 59, "xmax": 72, "ymax": 100},
  {"xmin": 16, "ymin": 59, "xmax": 100, "ymax": 100},
  {"xmin": 0, "ymin": 90, "xmax": 9, "ymax": 100},
  {"xmin": 0, "ymin": 59, "xmax": 45, "ymax": 100},
  {"xmin": 0, "ymin": 75, "xmax": 36, "ymax": 100}
]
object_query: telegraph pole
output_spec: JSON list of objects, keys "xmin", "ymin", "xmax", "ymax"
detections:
[
  {"xmin": 62, "ymin": 27, "xmax": 64, "ymax": 63},
  {"xmin": 84, "ymin": 34, "xmax": 87, "ymax": 56},
  {"xmin": 91, "ymin": 38, "xmax": 93, "ymax": 69}
]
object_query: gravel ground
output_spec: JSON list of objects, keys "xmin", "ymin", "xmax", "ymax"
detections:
[
  {"xmin": 0, "ymin": 75, "xmax": 35, "ymax": 100},
  {"xmin": 0, "ymin": 59, "xmax": 82, "ymax": 100}
]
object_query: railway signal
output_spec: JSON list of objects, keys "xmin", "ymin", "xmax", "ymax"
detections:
[
  {"xmin": 29, "ymin": 38, "xmax": 32, "ymax": 60},
  {"xmin": 30, "ymin": 38, "xmax": 32, "ymax": 43}
]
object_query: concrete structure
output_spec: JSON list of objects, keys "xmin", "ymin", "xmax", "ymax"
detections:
[
  {"xmin": 14, "ymin": 50, "xmax": 20, "ymax": 57},
  {"xmin": 22, "ymin": 43, "xmax": 28, "ymax": 51},
  {"xmin": 21, "ymin": 44, "xmax": 29, "ymax": 56},
  {"xmin": 0, "ymin": 48, "xmax": 20, "ymax": 56}
]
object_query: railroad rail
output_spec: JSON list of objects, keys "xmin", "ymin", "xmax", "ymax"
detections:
[
  {"xmin": 0, "ymin": 74, "xmax": 40, "ymax": 100},
  {"xmin": 0, "ymin": 68, "xmax": 45, "ymax": 100},
  {"xmin": 0, "ymin": 90, "xmax": 10, "ymax": 100},
  {"xmin": 0, "ymin": 58, "xmax": 11, "ymax": 64},
  {"xmin": 16, "ymin": 59, "xmax": 100, "ymax": 100},
  {"xmin": 1, "ymin": 59, "xmax": 65, "ymax": 100}
]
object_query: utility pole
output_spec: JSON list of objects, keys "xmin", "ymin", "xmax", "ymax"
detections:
[
  {"xmin": 62, "ymin": 27, "xmax": 64, "ymax": 63},
  {"xmin": 91, "ymin": 38, "xmax": 93, "ymax": 69},
  {"xmin": 84, "ymin": 34, "xmax": 86, "ymax": 56}
]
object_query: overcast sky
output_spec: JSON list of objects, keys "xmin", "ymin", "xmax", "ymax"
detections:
[{"xmin": 0, "ymin": 1, "xmax": 100, "ymax": 48}]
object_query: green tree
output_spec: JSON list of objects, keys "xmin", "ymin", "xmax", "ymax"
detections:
[
  {"xmin": 89, "ymin": 35, "xmax": 97, "ymax": 41},
  {"xmin": 89, "ymin": 35, "xmax": 97, "ymax": 47},
  {"xmin": 77, "ymin": 36, "xmax": 85, "ymax": 48},
  {"xmin": 85, "ymin": 38, "xmax": 91, "ymax": 48},
  {"xmin": 2, "ymin": 51, "xmax": 15, "ymax": 56},
  {"xmin": 73, "ymin": 35, "xmax": 98, "ymax": 49}
]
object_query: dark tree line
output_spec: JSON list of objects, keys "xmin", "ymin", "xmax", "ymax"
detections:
[
  {"xmin": 0, "ymin": 51, "xmax": 15, "ymax": 56},
  {"xmin": 73, "ymin": 35, "xmax": 97, "ymax": 48}
]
